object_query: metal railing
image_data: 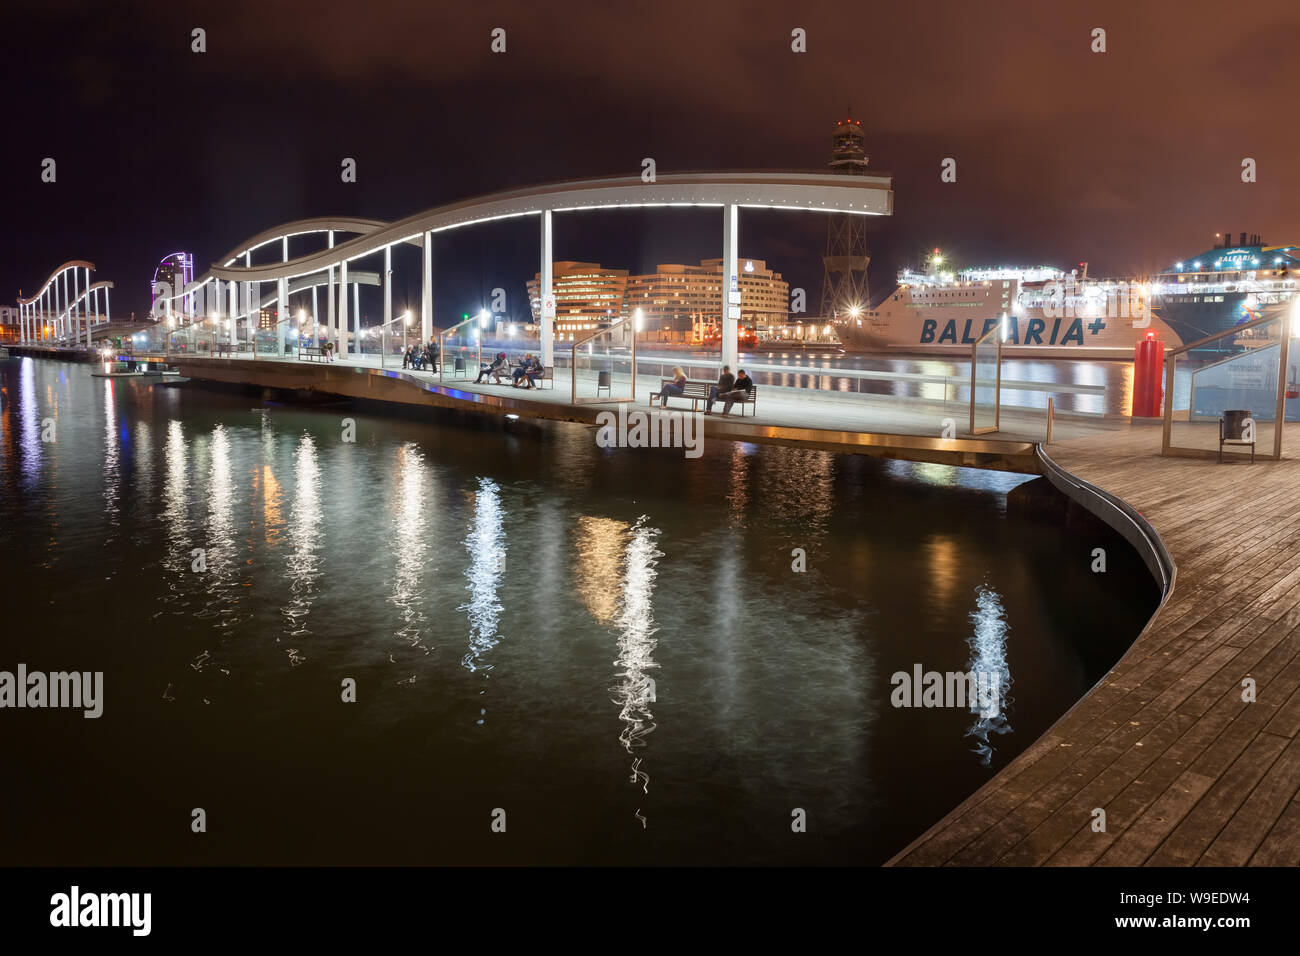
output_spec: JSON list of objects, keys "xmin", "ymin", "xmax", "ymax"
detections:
[{"xmin": 1161, "ymin": 309, "xmax": 1293, "ymax": 460}]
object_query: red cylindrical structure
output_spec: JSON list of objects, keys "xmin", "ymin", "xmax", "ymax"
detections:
[{"xmin": 1132, "ymin": 332, "xmax": 1165, "ymax": 418}]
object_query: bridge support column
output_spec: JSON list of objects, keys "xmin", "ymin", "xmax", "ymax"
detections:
[
  {"xmin": 339, "ymin": 260, "xmax": 349, "ymax": 358},
  {"xmin": 327, "ymin": 231, "xmax": 336, "ymax": 352},
  {"xmin": 85, "ymin": 267, "xmax": 92, "ymax": 341},
  {"xmin": 311, "ymin": 285, "xmax": 318, "ymax": 340},
  {"xmin": 353, "ymin": 282, "xmax": 360, "ymax": 357},
  {"xmin": 721, "ymin": 202, "xmax": 739, "ymax": 372},
  {"xmin": 327, "ymin": 267, "xmax": 336, "ymax": 351},
  {"xmin": 278, "ymin": 277, "xmax": 289, "ymax": 356},
  {"xmin": 228, "ymin": 280, "xmax": 238, "ymax": 349},
  {"xmin": 384, "ymin": 245, "xmax": 392, "ymax": 357},
  {"xmin": 104, "ymin": 287, "xmax": 110, "ymax": 326},
  {"xmin": 72, "ymin": 269, "xmax": 80, "ymax": 347},
  {"xmin": 422, "ymin": 231, "xmax": 432, "ymax": 344},
  {"xmin": 540, "ymin": 210, "xmax": 553, "ymax": 368},
  {"xmin": 279, "ymin": 238, "xmax": 289, "ymax": 357}
]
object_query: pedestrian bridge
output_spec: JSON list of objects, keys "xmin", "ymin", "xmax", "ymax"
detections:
[{"xmin": 147, "ymin": 170, "xmax": 894, "ymax": 373}]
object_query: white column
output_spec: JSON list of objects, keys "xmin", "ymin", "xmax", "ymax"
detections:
[
  {"xmin": 339, "ymin": 260, "xmax": 349, "ymax": 357},
  {"xmin": 353, "ymin": 282, "xmax": 360, "ymax": 357},
  {"xmin": 71, "ymin": 268, "xmax": 80, "ymax": 346},
  {"xmin": 85, "ymin": 267, "xmax": 92, "ymax": 335},
  {"xmin": 384, "ymin": 245, "xmax": 392, "ymax": 352},
  {"xmin": 721, "ymin": 203, "xmax": 739, "ymax": 371},
  {"xmin": 540, "ymin": 210, "xmax": 554, "ymax": 367},
  {"xmin": 327, "ymin": 267, "xmax": 336, "ymax": 350},
  {"xmin": 421, "ymin": 231, "xmax": 433, "ymax": 343},
  {"xmin": 279, "ymin": 237, "xmax": 289, "ymax": 356},
  {"xmin": 311, "ymin": 284, "xmax": 318, "ymax": 331},
  {"xmin": 327, "ymin": 231, "xmax": 336, "ymax": 350},
  {"xmin": 277, "ymin": 278, "xmax": 289, "ymax": 356},
  {"xmin": 229, "ymin": 280, "xmax": 238, "ymax": 348},
  {"xmin": 104, "ymin": 287, "xmax": 111, "ymax": 325}
]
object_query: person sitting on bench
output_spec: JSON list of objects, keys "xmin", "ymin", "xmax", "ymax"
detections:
[
  {"xmin": 717, "ymin": 368, "xmax": 753, "ymax": 416},
  {"xmin": 704, "ymin": 365, "xmax": 735, "ymax": 414},
  {"xmin": 524, "ymin": 358, "xmax": 545, "ymax": 388},
  {"xmin": 659, "ymin": 366, "xmax": 687, "ymax": 408},
  {"xmin": 511, "ymin": 354, "xmax": 536, "ymax": 387},
  {"xmin": 477, "ymin": 352, "xmax": 508, "ymax": 383}
]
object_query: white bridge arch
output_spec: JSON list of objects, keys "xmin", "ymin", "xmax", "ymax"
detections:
[
  {"xmin": 164, "ymin": 170, "xmax": 893, "ymax": 368},
  {"xmin": 16, "ymin": 260, "xmax": 113, "ymax": 346}
]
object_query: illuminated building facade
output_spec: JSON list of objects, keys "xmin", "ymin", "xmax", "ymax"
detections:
[
  {"xmin": 526, "ymin": 262, "xmax": 629, "ymax": 339},
  {"xmin": 152, "ymin": 252, "xmax": 194, "ymax": 315},
  {"xmin": 623, "ymin": 258, "xmax": 789, "ymax": 343}
]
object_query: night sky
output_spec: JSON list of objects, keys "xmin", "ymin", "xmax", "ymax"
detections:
[{"xmin": 3, "ymin": 0, "xmax": 1298, "ymax": 320}]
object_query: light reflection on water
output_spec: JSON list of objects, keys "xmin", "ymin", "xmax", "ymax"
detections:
[
  {"xmin": 389, "ymin": 443, "xmax": 432, "ymax": 657},
  {"xmin": 0, "ymin": 359, "xmax": 1159, "ymax": 866},
  {"xmin": 460, "ymin": 477, "xmax": 506, "ymax": 722},
  {"xmin": 965, "ymin": 586, "xmax": 1013, "ymax": 766},
  {"xmin": 611, "ymin": 517, "xmax": 661, "ymax": 828},
  {"xmin": 282, "ymin": 434, "xmax": 322, "ymax": 652}
]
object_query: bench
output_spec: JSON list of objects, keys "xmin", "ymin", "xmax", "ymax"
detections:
[
  {"xmin": 300, "ymin": 346, "xmax": 329, "ymax": 362},
  {"xmin": 649, "ymin": 379, "xmax": 758, "ymax": 415},
  {"xmin": 509, "ymin": 365, "xmax": 551, "ymax": 389},
  {"xmin": 649, "ymin": 379, "xmax": 712, "ymax": 412}
]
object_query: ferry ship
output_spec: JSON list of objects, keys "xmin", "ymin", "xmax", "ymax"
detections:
[
  {"xmin": 1147, "ymin": 233, "xmax": 1300, "ymax": 353},
  {"xmin": 834, "ymin": 251, "xmax": 1187, "ymax": 358}
]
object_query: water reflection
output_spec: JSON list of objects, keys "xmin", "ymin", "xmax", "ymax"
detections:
[
  {"xmin": 282, "ymin": 434, "xmax": 322, "ymax": 654},
  {"xmin": 965, "ymin": 585, "xmax": 1013, "ymax": 766},
  {"xmin": 611, "ymin": 517, "xmax": 661, "ymax": 827},
  {"xmin": 18, "ymin": 358, "xmax": 40, "ymax": 490},
  {"xmin": 161, "ymin": 421, "xmax": 193, "ymax": 587},
  {"xmin": 102, "ymin": 381, "xmax": 121, "ymax": 539},
  {"xmin": 460, "ymin": 478, "xmax": 506, "ymax": 723},
  {"xmin": 575, "ymin": 516, "xmax": 627, "ymax": 625},
  {"xmin": 390, "ymin": 443, "xmax": 431, "ymax": 655},
  {"xmin": 199, "ymin": 424, "xmax": 239, "ymax": 630}
]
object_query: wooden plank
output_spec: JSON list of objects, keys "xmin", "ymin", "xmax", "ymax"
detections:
[{"xmin": 890, "ymin": 422, "xmax": 1300, "ymax": 867}]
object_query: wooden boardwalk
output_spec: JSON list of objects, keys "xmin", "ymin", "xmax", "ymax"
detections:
[{"xmin": 890, "ymin": 422, "xmax": 1300, "ymax": 866}]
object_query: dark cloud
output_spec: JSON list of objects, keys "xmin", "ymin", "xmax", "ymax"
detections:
[{"xmin": 2, "ymin": 0, "xmax": 1297, "ymax": 315}]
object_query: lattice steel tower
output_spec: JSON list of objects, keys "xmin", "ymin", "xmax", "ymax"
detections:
[{"xmin": 820, "ymin": 111, "xmax": 871, "ymax": 320}]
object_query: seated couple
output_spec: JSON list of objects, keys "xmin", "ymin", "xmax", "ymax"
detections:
[{"xmin": 705, "ymin": 366, "xmax": 752, "ymax": 415}]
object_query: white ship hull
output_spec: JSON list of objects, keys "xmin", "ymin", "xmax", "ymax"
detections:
[{"xmin": 834, "ymin": 276, "xmax": 1185, "ymax": 357}]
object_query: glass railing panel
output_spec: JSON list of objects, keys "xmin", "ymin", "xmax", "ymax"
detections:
[
  {"xmin": 969, "ymin": 326, "xmax": 1001, "ymax": 435},
  {"xmin": 571, "ymin": 320, "xmax": 635, "ymax": 405},
  {"xmin": 1164, "ymin": 311, "xmax": 1293, "ymax": 459}
]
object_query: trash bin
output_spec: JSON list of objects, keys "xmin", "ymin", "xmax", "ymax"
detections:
[{"xmin": 1223, "ymin": 409, "xmax": 1251, "ymax": 440}]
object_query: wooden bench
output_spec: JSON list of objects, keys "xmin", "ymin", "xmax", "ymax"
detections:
[
  {"xmin": 509, "ymin": 365, "xmax": 551, "ymax": 389},
  {"xmin": 299, "ymin": 346, "xmax": 329, "ymax": 362},
  {"xmin": 649, "ymin": 379, "xmax": 759, "ymax": 415},
  {"xmin": 649, "ymin": 379, "xmax": 712, "ymax": 411},
  {"xmin": 723, "ymin": 384, "xmax": 758, "ymax": 416}
]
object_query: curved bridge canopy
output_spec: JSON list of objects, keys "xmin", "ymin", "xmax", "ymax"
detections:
[
  {"xmin": 165, "ymin": 168, "xmax": 895, "ymax": 369},
  {"xmin": 18, "ymin": 261, "xmax": 95, "ymax": 305},
  {"xmin": 210, "ymin": 171, "xmax": 892, "ymax": 284}
]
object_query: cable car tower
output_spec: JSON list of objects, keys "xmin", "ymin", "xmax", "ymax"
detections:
[{"xmin": 820, "ymin": 111, "xmax": 872, "ymax": 321}]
